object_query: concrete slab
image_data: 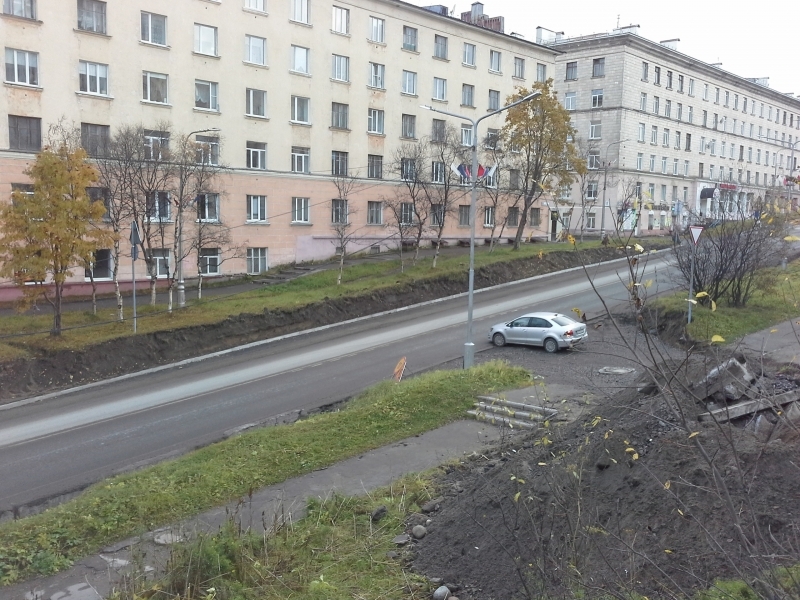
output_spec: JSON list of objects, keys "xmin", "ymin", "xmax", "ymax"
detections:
[{"xmin": 739, "ymin": 317, "xmax": 800, "ymax": 365}]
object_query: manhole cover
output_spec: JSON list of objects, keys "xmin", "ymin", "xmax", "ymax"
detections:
[{"xmin": 598, "ymin": 367, "xmax": 635, "ymax": 375}]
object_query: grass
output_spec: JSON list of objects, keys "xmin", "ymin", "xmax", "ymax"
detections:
[
  {"xmin": 0, "ymin": 361, "xmax": 531, "ymax": 585},
  {"xmin": 652, "ymin": 260, "xmax": 800, "ymax": 342},
  {"xmin": 0, "ymin": 241, "xmax": 598, "ymax": 360}
]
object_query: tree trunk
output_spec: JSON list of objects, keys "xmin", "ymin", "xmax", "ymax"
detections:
[
  {"xmin": 399, "ymin": 239, "xmax": 405, "ymax": 273},
  {"xmin": 51, "ymin": 282, "xmax": 63, "ymax": 336},
  {"xmin": 338, "ymin": 251, "xmax": 345, "ymax": 285},
  {"xmin": 197, "ymin": 273, "xmax": 203, "ymax": 299},
  {"xmin": 114, "ymin": 278, "xmax": 123, "ymax": 322},
  {"xmin": 432, "ymin": 237, "xmax": 441, "ymax": 268},
  {"xmin": 90, "ymin": 274, "xmax": 97, "ymax": 316},
  {"xmin": 150, "ymin": 276, "xmax": 157, "ymax": 305},
  {"xmin": 167, "ymin": 282, "xmax": 173, "ymax": 312}
]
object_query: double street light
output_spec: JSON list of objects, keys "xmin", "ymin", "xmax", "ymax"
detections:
[
  {"xmin": 177, "ymin": 127, "xmax": 220, "ymax": 308},
  {"xmin": 421, "ymin": 90, "xmax": 541, "ymax": 368}
]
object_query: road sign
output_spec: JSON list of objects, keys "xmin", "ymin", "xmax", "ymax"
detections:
[
  {"xmin": 130, "ymin": 222, "xmax": 141, "ymax": 261},
  {"xmin": 689, "ymin": 225, "xmax": 704, "ymax": 246}
]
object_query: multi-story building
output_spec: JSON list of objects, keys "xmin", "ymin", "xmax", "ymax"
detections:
[
  {"xmin": 538, "ymin": 25, "xmax": 800, "ymax": 236},
  {"xmin": 0, "ymin": 0, "xmax": 556, "ymax": 296}
]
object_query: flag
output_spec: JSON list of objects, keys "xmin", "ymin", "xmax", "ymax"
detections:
[{"xmin": 451, "ymin": 163, "xmax": 497, "ymax": 182}]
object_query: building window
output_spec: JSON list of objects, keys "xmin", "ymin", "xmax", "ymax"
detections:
[
  {"xmin": 431, "ymin": 161, "xmax": 446, "ymax": 183},
  {"xmin": 331, "ymin": 102, "xmax": 349, "ymax": 129},
  {"xmin": 688, "ymin": 78, "xmax": 695, "ymax": 96},
  {"xmin": 462, "ymin": 42, "xmax": 477, "ymax": 66},
  {"xmin": 150, "ymin": 249, "xmax": 170, "ymax": 277},
  {"xmin": 664, "ymin": 99, "xmax": 671, "ymax": 118},
  {"xmin": 662, "ymin": 128, "xmax": 670, "ymax": 146},
  {"xmin": 401, "ymin": 114, "xmax": 416, "ymax": 138},
  {"xmin": 245, "ymin": 35, "xmax": 266, "ymax": 65},
  {"xmin": 247, "ymin": 195, "xmax": 267, "ymax": 222},
  {"xmin": 653, "ymin": 66, "xmax": 661, "ymax": 85},
  {"xmin": 564, "ymin": 92, "xmax": 576, "ymax": 111},
  {"xmin": 402, "ymin": 26, "xmax": 418, "ymax": 51},
  {"xmin": 483, "ymin": 206, "xmax": 495, "ymax": 227},
  {"xmin": 485, "ymin": 128, "xmax": 498, "ymax": 149},
  {"xmin": 331, "ymin": 198, "xmax": 348, "ymax": 223},
  {"xmin": 661, "ymin": 156, "xmax": 667, "ymax": 174},
  {"xmin": 291, "ymin": 146, "xmax": 309, "ymax": 173},
  {"xmin": 653, "ymin": 96, "xmax": 660, "ymax": 114},
  {"xmin": 489, "ymin": 50, "xmax": 501, "ymax": 72},
  {"xmin": 684, "ymin": 160, "xmax": 689, "ymax": 176},
  {"xmin": 141, "ymin": 11, "xmax": 166, "ymax": 45},
  {"xmin": 80, "ymin": 122, "xmax": 109, "ymax": 157},
  {"xmin": 332, "ymin": 6, "xmax": 349, "ymax": 34},
  {"xmin": 196, "ymin": 193, "xmax": 219, "ymax": 221},
  {"xmin": 434, "ymin": 35, "xmax": 448, "ymax": 59},
  {"xmin": 3, "ymin": 0, "xmax": 35, "ymax": 19},
  {"xmin": 246, "ymin": 141, "xmax": 267, "ymax": 169},
  {"xmin": 291, "ymin": 95, "xmax": 310, "ymax": 123},
  {"xmin": 367, "ymin": 108, "xmax": 384, "ymax": 134},
  {"xmin": 8, "ymin": 115, "xmax": 41, "ymax": 151},
  {"xmin": 677, "ymin": 103, "xmax": 683, "ymax": 121},
  {"xmin": 488, "ymin": 89, "xmax": 500, "ymax": 110},
  {"xmin": 592, "ymin": 57, "xmax": 604, "ymax": 77},
  {"xmin": 433, "ymin": 77, "xmax": 447, "ymax": 101},
  {"xmin": 649, "ymin": 154, "xmax": 655, "ymax": 171},
  {"xmin": 194, "ymin": 23, "xmax": 217, "ymax": 55},
  {"xmin": 245, "ymin": 0, "xmax": 265, "ymax": 11},
  {"xmin": 144, "ymin": 129, "xmax": 169, "ymax": 160},
  {"xmin": 675, "ymin": 131, "xmax": 681, "ymax": 149},
  {"xmin": 531, "ymin": 207, "xmax": 541, "ymax": 226},
  {"xmin": 367, "ymin": 201, "xmax": 382, "ymax": 225},
  {"xmin": 641, "ymin": 61, "xmax": 648, "ymax": 81},
  {"xmin": 85, "ymin": 248, "xmax": 112, "ymax": 279},
  {"xmin": 651, "ymin": 125, "xmax": 658, "ymax": 144},
  {"xmin": 461, "ymin": 124, "xmax": 473, "ymax": 146},
  {"xmin": 77, "ymin": 0, "xmax": 106, "ymax": 33},
  {"xmin": 402, "ymin": 70, "xmax": 417, "ymax": 95},
  {"xmin": 142, "ymin": 71, "xmax": 168, "ymax": 103},
  {"xmin": 462, "ymin": 83, "xmax": 474, "ymax": 107},
  {"xmin": 331, "ymin": 150, "xmax": 348, "ymax": 175},
  {"xmin": 368, "ymin": 16, "xmax": 385, "ymax": 42},
  {"xmin": 400, "ymin": 157, "xmax": 416, "ymax": 180},
  {"xmin": 591, "ymin": 88, "xmax": 603, "ymax": 108},
  {"xmin": 195, "ymin": 135, "xmax": 219, "ymax": 165},
  {"xmin": 5, "ymin": 48, "xmax": 38, "ymax": 86},
  {"xmin": 146, "ymin": 191, "xmax": 170, "ymax": 221},
  {"xmin": 195, "ymin": 80, "xmax": 219, "ymax": 111},
  {"xmin": 688, "ymin": 106, "xmax": 693, "ymax": 123},
  {"xmin": 199, "ymin": 248, "xmax": 220, "ymax": 275},
  {"xmin": 367, "ymin": 154, "xmax": 383, "ymax": 178},
  {"xmin": 638, "ymin": 122, "xmax": 645, "ymax": 142},
  {"xmin": 292, "ymin": 197, "xmax": 310, "ymax": 222},
  {"xmin": 431, "ymin": 118, "xmax": 446, "ymax": 142},
  {"xmin": 246, "ymin": 88, "xmax": 266, "ymax": 117},
  {"xmin": 586, "ymin": 213, "xmax": 596, "ymax": 228},
  {"xmin": 673, "ymin": 158, "xmax": 679, "ymax": 175},
  {"xmin": 457, "ymin": 205, "xmax": 470, "ymax": 226},
  {"xmin": 400, "ymin": 203, "xmax": 414, "ymax": 225},
  {"xmin": 247, "ymin": 248, "xmax": 268, "ymax": 274},
  {"xmin": 514, "ymin": 56, "xmax": 525, "ymax": 79},
  {"xmin": 431, "ymin": 204, "xmax": 444, "ymax": 226},
  {"xmin": 369, "ymin": 62, "xmax": 385, "ymax": 88},
  {"xmin": 678, "ymin": 74, "xmax": 684, "ymax": 92},
  {"xmin": 565, "ymin": 61, "xmax": 577, "ymax": 80},
  {"xmin": 588, "ymin": 151, "xmax": 600, "ymax": 170},
  {"xmin": 636, "ymin": 152, "xmax": 643, "ymax": 170},
  {"xmin": 291, "ymin": 0, "xmax": 309, "ymax": 23},
  {"xmin": 291, "ymin": 45, "xmax": 310, "ymax": 74},
  {"xmin": 589, "ymin": 121, "xmax": 601, "ymax": 140},
  {"xmin": 536, "ymin": 63, "xmax": 546, "ymax": 82},
  {"xmin": 639, "ymin": 92, "xmax": 647, "ymax": 111}
]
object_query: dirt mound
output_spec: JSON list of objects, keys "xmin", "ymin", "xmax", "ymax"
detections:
[
  {"xmin": 0, "ymin": 246, "xmax": 632, "ymax": 403},
  {"xmin": 412, "ymin": 381, "xmax": 800, "ymax": 599}
]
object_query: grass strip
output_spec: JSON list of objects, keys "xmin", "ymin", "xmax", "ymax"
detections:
[
  {"xmin": 0, "ymin": 361, "xmax": 530, "ymax": 585},
  {"xmin": 652, "ymin": 261, "xmax": 800, "ymax": 342}
]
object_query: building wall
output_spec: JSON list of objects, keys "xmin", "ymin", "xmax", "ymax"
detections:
[{"xmin": 0, "ymin": 0, "xmax": 557, "ymax": 295}]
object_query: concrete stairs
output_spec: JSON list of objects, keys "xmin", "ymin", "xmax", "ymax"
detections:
[{"xmin": 468, "ymin": 395, "xmax": 559, "ymax": 430}]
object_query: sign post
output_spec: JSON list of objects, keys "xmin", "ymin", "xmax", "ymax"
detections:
[
  {"xmin": 130, "ymin": 222, "xmax": 141, "ymax": 333},
  {"xmin": 687, "ymin": 225, "xmax": 704, "ymax": 324}
]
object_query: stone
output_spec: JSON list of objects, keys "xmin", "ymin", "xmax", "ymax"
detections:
[
  {"xmin": 433, "ymin": 585, "xmax": 451, "ymax": 600},
  {"xmin": 153, "ymin": 531, "xmax": 184, "ymax": 545},
  {"xmin": 386, "ymin": 551, "xmax": 399, "ymax": 559},
  {"xmin": 392, "ymin": 534, "xmax": 411, "ymax": 546},
  {"xmin": 412, "ymin": 525, "xmax": 427, "ymax": 539},
  {"xmin": 371, "ymin": 505, "xmax": 388, "ymax": 522},
  {"xmin": 407, "ymin": 512, "xmax": 428, "ymax": 527},
  {"xmin": 420, "ymin": 497, "xmax": 444, "ymax": 513}
]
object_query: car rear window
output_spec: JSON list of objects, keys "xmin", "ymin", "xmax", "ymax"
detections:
[{"xmin": 552, "ymin": 316, "xmax": 576, "ymax": 326}]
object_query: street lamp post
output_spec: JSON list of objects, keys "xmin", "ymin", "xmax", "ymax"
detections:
[
  {"xmin": 600, "ymin": 139, "xmax": 629, "ymax": 240},
  {"xmin": 421, "ymin": 91, "xmax": 541, "ymax": 368},
  {"xmin": 177, "ymin": 127, "xmax": 220, "ymax": 308}
]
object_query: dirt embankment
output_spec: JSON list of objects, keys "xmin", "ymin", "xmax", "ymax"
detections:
[{"xmin": 0, "ymin": 246, "xmax": 637, "ymax": 403}]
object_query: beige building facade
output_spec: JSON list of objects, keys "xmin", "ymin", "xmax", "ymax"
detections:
[
  {"xmin": 539, "ymin": 26, "xmax": 800, "ymax": 236},
  {"xmin": 0, "ymin": 0, "xmax": 556, "ymax": 296}
]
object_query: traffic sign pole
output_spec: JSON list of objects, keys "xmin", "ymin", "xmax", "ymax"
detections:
[{"xmin": 687, "ymin": 226, "xmax": 704, "ymax": 324}]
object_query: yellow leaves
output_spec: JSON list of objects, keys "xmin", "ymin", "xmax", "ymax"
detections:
[
  {"xmin": 711, "ymin": 335, "xmax": 725, "ymax": 344},
  {"xmin": 567, "ymin": 234, "xmax": 576, "ymax": 245},
  {"xmin": 677, "ymin": 509, "xmax": 684, "ymax": 516},
  {"xmin": 664, "ymin": 549, "xmax": 673, "ymax": 554},
  {"xmin": 770, "ymin": 329, "xmax": 779, "ymax": 333},
  {"xmin": 664, "ymin": 480, "xmax": 671, "ymax": 490},
  {"xmin": 590, "ymin": 415, "xmax": 603, "ymax": 428},
  {"xmin": 625, "ymin": 447, "xmax": 639, "ymax": 460},
  {"xmin": 688, "ymin": 431, "xmax": 699, "ymax": 439},
  {"xmin": 695, "ymin": 291, "xmax": 709, "ymax": 298},
  {"xmin": 634, "ymin": 243, "xmax": 644, "ymax": 253},
  {"xmin": 643, "ymin": 279, "xmax": 653, "ymax": 288},
  {"xmin": 537, "ymin": 462, "xmax": 547, "ymax": 466},
  {"xmin": 513, "ymin": 491, "xmax": 521, "ymax": 503},
  {"xmin": 537, "ymin": 251, "xmax": 543, "ymax": 260},
  {"xmin": 685, "ymin": 298, "xmax": 697, "ymax": 305},
  {"xmin": 711, "ymin": 300, "xmax": 716, "ymax": 312},
  {"xmin": 604, "ymin": 429, "xmax": 613, "ymax": 439},
  {"xmin": 571, "ymin": 307, "xmax": 583, "ymax": 316}
]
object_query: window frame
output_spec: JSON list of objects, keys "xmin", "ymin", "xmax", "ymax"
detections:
[
  {"xmin": 368, "ymin": 16, "xmax": 385, "ymax": 43},
  {"xmin": 246, "ymin": 141, "xmax": 267, "ymax": 169},
  {"xmin": 401, "ymin": 114, "xmax": 416, "ymax": 139},
  {"xmin": 194, "ymin": 23, "xmax": 218, "ymax": 56},
  {"xmin": 142, "ymin": 71, "xmax": 168, "ymax": 103},
  {"xmin": 140, "ymin": 11, "xmax": 167, "ymax": 46},
  {"xmin": 367, "ymin": 154, "xmax": 383, "ymax": 179},
  {"xmin": 367, "ymin": 108, "xmax": 384, "ymax": 134},
  {"xmin": 331, "ymin": 5, "xmax": 349, "ymax": 34},
  {"xmin": 246, "ymin": 88, "xmax": 266, "ymax": 117},
  {"xmin": 244, "ymin": 34, "xmax": 267, "ymax": 66},
  {"xmin": 432, "ymin": 77, "xmax": 447, "ymax": 101},
  {"xmin": 463, "ymin": 42, "xmax": 476, "ymax": 66},
  {"xmin": 77, "ymin": 0, "xmax": 106, "ymax": 34},
  {"xmin": 402, "ymin": 26, "xmax": 418, "ymax": 51},
  {"xmin": 291, "ymin": 0, "xmax": 309, "ymax": 24},
  {"xmin": 291, "ymin": 95, "xmax": 310, "ymax": 123},
  {"xmin": 331, "ymin": 102, "xmax": 349, "ymax": 129},
  {"xmin": 292, "ymin": 197, "xmax": 310, "ymax": 223},
  {"xmin": 331, "ymin": 198, "xmax": 348, "ymax": 224},
  {"xmin": 367, "ymin": 200, "xmax": 383, "ymax": 225},
  {"xmin": 513, "ymin": 56, "xmax": 525, "ymax": 79},
  {"xmin": 565, "ymin": 61, "xmax": 577, "ymax": 80},
  {"xmin": 369, "ymin": 61, "xmax": 385, "ymax": 89},
  {"xmin": 246, "ymin": 194, "xmax": 267, "ymax": 222},
  {"xmin": 291, "ymin": 146, "xmax": 310, "ymax": 173},
  {"xmin": 401, "ymin": 70, "xmax": 417, "ymax": 95},
  {"xmin": 434, "ymin": 34, "xmax": 448, "ymax": 59},
  {"xmin": 199, "ymin": 248, "xmax": 221, "ymax": 276},
  {"xmin": 8, "ymin": 114, "xmax": 41, "ymax": 151},
  {"xmin": 3, "ymin": 0, "xmax": 36, "ymax": 19},
  {"xmin": 194, "ymin": 79, "xmax": 219, "ymax": 111},
  {"xmin": 5, "ymin": 48, "xmax": 39, "ymax": 86},
  {"xmin": 489, "ymin": 49, "xmax": 501, "ymax": 73},
  {"xmin": 247, "ymin": 247, "xmax": 268, "ymax": 275},
  {"xmin": 290, "ymin": 45, "xmax": 310, "ymax": 74}
]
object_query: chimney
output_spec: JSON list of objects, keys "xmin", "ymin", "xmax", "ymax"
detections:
[
  {"xmin": 471, "ymin": 2, "xmax": 483, "ymax": 20},
  {"xmin": 614, "ymin": 24, "xmax": 640, "ymax": 36},
  {"xmin": 659, "ymin": 38, "xmax": 679, "ymax": 51}
]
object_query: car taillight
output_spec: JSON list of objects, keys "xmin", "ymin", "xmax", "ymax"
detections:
[{"xmin": 564, "ymin": 329, "xmax": 573, "ymax": 337}]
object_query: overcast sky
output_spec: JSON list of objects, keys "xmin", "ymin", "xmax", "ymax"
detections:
[{"xmin": 409, "ymin": 0, "xmax": 797, "ymax": 97}]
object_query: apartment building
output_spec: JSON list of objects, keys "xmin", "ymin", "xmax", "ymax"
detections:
[
  {"xmin": 0, "ymin": 0, "xmax": 556, "ymax": 295},
  {"xmin": 538, "ymin": 26, "xmax": 800, "ymax": 235}
]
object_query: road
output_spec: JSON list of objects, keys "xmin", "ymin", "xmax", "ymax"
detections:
[{"xmin": 0, "ymin": 254, "xmax": 675, "ymax": 515}]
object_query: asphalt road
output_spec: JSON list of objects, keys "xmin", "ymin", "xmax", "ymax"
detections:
[{"xmin": 0, "ymin": 253, "xmax": 676, "ymax": 514}]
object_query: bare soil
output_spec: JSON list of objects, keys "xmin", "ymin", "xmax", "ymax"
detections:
[
  {"xmin": 0, "ymin": 246, "xmax": 636, "ymax": 403},
  {"xmin": 411, "ymin": 323, "xmax": 800, "ymax": 600}
]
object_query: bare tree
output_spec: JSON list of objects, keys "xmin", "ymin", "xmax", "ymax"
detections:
[
  {"xmin": 389, "ymin": 142, "xmax": 431, "ymax": 264},
  {"xmin": 479, "ymin": 136, "xmax": 520, "ymax": 252},
  {"xmin": 188, "ymin": 214, "xmax": 245, "ymax": 300},
  {"xmin": 330, "ymin": 167, "xmax": 364, "ymax": 285},
  {"xmin": 573, "ymin": 137, "xmax": 601, "ymax": 242}
]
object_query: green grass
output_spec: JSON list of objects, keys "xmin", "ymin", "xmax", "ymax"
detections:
[
  {"xmin": 652, "ymin": 261, "xmax": 800, "ymax": 342},
  {"xmin": 0, "ymin": 241, "xmax": 600, "ymax": 360},
  {"xmin": 0, "ymin": 361, "xmax": 530, "ymax": 585}
]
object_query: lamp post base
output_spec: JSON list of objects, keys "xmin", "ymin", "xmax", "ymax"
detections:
[
  {"xmin": 463, "ymin": 342, "xmax": 475, "ymax": 369},
  {"xmin": 177, "ymin": 281, "xmax": 186, "ymax": 308}
]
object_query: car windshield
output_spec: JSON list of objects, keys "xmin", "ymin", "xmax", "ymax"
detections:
[{"xmin": 551, "ymin": 316, "xmax": 576, "ymax": 326}]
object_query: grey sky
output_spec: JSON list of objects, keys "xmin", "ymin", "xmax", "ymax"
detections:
[{"xmin": 409, "ymin": 0, "xmax": 797, "ymax": 97}]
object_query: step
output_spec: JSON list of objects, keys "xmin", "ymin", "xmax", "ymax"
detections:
[
  {"xmin": 474, "ymin": 402, "xmax": 550, "ymax": 422},
  {"xmin": 476, "ymin": 396, "xmax": 558, "ymax": 417},
  {"xmin": 467, "ymin": 410, "xmax": 537, "ymax": 430}
]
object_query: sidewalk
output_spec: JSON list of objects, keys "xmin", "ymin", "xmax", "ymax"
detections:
[{"xmin": 738, "ymin": 317, "xmax": 800, "ymax": 366}]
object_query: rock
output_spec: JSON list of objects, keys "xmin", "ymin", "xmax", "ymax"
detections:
[
  {"xmin": 392, "ymin": 534, "xmax": 411, "ymax": 546},
  {"xmin": 153, "ymin": 531, "xmax": 184, "ymax": 545},
  {"xmin": 407, "ymin": 512, "xmax": 428, "ymax": 527},
  {"xmin": 420, "ymin": 497, "xmax": 444, "ymax": 513},
  {"xmin": 445, "ymin": 583, "xmax": 462, "ymax": 592},
  {"xmin": 428, "ymin": 577, "xmax": 443, "ymax": 585},
  {"xmin": 412, "ymin": 525, "xmax": 427, "ymax": 539},
  {"xmin": 386, "ymin": 551, "xmax": 399, "ymax": 559},
  {"xmin": 371, "ymin": 505, "xmax": 388, "ymax": 522},
  {"xmin": 433, "ymin": 585, "xmax": 451, "ymax": 600}
]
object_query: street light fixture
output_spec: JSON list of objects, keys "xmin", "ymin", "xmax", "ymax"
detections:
[
  {"xmin": 421, "ymin": 90, "xmax": 541, "ymax": 368},
  {"xmin": 177, "ymin": 127, "xmax": 220, "ymax": 309},
  {"xmin": 600, "ymin": 139, "xmax": 629, "ymax": 239}
]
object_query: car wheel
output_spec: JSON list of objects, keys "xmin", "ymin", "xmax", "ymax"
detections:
[
  {"xmin": 492, "ymin": 333, "xmax": 507, "ymax": 347},
  {"xmin": 543, "ymin": 338, "xmax": 559, "ymax": 354}
]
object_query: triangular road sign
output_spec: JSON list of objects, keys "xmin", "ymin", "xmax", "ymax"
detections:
[{"xmin": 689, "ymin": 225, "xmax": 704, "ymax": 245}]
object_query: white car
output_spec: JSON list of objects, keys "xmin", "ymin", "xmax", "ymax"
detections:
[{"xmin": 488, "ymin": 312, "xmax": 588, "ymax": 353}]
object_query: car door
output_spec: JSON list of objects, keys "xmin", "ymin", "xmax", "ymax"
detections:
[
  {"xmin": 527, "ymin": 317, "xmax": 553, "ymax": 346},
  {"xmin": 505, "ymin": 317, "xmax": 532, "ymax": 344}
]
